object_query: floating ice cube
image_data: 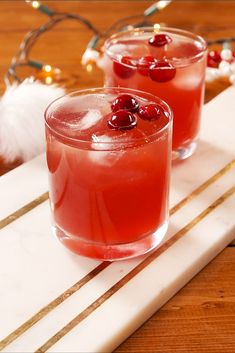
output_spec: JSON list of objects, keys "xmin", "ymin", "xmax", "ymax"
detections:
[
  {"xmin": 90, "ymin": 133, "xmax": 124, "ymax": 165},
  {"xmin": 62, "ymin": 94, "xmax": 111, "ymax": 116},
  {"xmin": 78, "ymin": 109, "xmax": 102, "ymax": 130},
  {"xmin": 173, "ymin": 68, "xmax": 203, "ymax": 90},
  {"xmin": 88, "ymin": 149, "xmax": 123, "ymax": 166},
  {"xmin": 108, "ymin": 44, "xmax": 129, "ymax": 56},
  {"xmin": 91, "ymin": 133, "xmax": 120, "ymax": 151}
]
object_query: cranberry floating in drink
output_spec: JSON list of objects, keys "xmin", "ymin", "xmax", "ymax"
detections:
[
  {"xmin": 104, "ymin": 27, "xmax": 207, "ymax": 159},
  {"xmin": 45, "ymin": 88, "xmax": 172, "ymax": 261}
]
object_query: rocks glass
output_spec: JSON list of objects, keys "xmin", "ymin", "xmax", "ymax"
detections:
[
  {"xmin": 45, "ymin": 87, "xmax": 172, "ymax": 260},
  {"xmin": 104, "ymin": 27, "xmax": 207, "ymax": 159}
]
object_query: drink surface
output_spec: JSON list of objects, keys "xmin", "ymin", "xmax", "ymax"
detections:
[
  {"xmin": 104, "ymin": 29, "xmax": 207, "ymax": 152},
  {"xmin": 45, "ymin": 90, "xmax": 171, "ymax": 259}
]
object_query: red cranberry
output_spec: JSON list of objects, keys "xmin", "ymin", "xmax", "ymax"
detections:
[
  {"xmin": 149, "ymin": 34, "xmax": 172, "ymax": 47},
  {"xmin": 207, "ymin": 56, "xmax": 218, "ymax": 68},
  {"xmin": 208, "ymin": 50, "xmax": 221, "ymax": 63},
  {"xmin": 149, "ymin": 61, "xmax": 176, "ymax": 82},
  {"xmin": 207, "ymin": 50, "xmax": 221, "ymax": 68},
  {"xmin": 111, "ymin": 94, "xmax": 139, "ymax": 112},
  {"xmin": 113, "ymin": 56, "xmax": 135, "ymax": 79},
  {"xmin": 137, "ymin": 56, "xmax": 157, "ymax": 76},
  {"xmin": 107, "ymin": 110, "xmax": 137, "ymax": 130},
  {"xmin": 138, "ymin": 104, "xmax": 162, "ymax": 121}
]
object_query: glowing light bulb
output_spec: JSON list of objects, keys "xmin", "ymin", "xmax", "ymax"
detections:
[
  {"xmin": 43, "ymin": 64, "xmax": 52, "ymax": 73},
  {"xmin": 86, "ymin": 64, "xmax": 93, "ymax": 72},
  {"xmin": 81, "ymin": 48, "xmax": 100, "ymax": 66},
  {"xmin": 32, "ymin": 1, "xmax": 40, "ymax": 9},
  {"xmin": 157, "ymin": 1, "xmax": 172, "ymax": 10},
  {"xmin": 45, "ymin": 76, "xmax": 53, "ymax": 84},
  {"xmin": 154, "ymin": 23, "xmax": 161, "ymax": 32}
]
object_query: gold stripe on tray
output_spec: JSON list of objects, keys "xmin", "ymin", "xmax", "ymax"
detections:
[
  {"xmin": 35, "ymin": 185, "xmax": 235, "ymax": 353},
  {"xmin": 0, "ymin": 159, "xmax": 235, "ymax": 351},
  {"xmin": 170, "ymin": 158, "xmax": 235, "ymax": 215},
  {"xmin": 0, "ymin": 262, "xmax": 110, "ymax": 351},
  {"xmin": 0, "ymin": 192, "xmax": 49, "ymax": 230}
]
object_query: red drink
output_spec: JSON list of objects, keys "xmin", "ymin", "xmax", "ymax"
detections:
[
  {"xmin": 45, "ymin": 88, "xmax": 172, "ymax": 260},
  {"xmin": 104, "ymin": 27, "xmax": 207, "ymax": 159}
]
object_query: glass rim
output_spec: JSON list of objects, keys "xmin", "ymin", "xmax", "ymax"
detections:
[
  {"xmin": 104, "ymin": 26, "xmax": 208, "ymax": 68},
  {"xmin": 44, "ymin": 87, "xmax": 173, "ymax": 151}
]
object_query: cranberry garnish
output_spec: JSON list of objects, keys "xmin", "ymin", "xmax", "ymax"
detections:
[
  {"xmin": 207, "ymin": 50, "xmax": 221, "ymax": 68},
  {"xmin": 137, "ymin": 56, "xmax": 157, "ymax": 76},
  {"xmin": 113, "ymin": 56, "xmax": 135, "ymax": 79},
  {"xmin": 207, "ymin": 56, "xmax": 218, "ymax": 68},
  {"xmin": 111, "ymin": 94, "xmax": 139, "ymax": 113},
  {"xmin": 149, "ymin": 61, "xmax": 176, "ymax": 82},
  {"xmin": 138, "ymin": 104, "xmax": 162, "ymax": 121},
  {"xmin": 208, "ymin": 50, "xmax": 221, "ymax": 62},
  {"xmin": 148, "ymin": 34, "xmax": 172, "ymax": 47},
  {"xmin": 107, "ymin": 110, "xmax": 137, "ymax": 130}
]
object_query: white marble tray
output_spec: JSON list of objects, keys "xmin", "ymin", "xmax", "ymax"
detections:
[{"xmin": 0, "ymin": 87, "xmax": 235, "ymax": 353}]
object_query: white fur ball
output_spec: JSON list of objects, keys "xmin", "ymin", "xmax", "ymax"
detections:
[{"xmin": 0, "ymin": 79, "xmax": 65, "ymax": 162}]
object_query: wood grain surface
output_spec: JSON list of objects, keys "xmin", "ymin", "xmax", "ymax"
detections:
[{"xmin": 0, "ymin": 1, "xmax": 234, "ymax": 352}]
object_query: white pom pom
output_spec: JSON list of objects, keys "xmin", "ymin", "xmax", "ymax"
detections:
[
  {"xmin": 218, "ymin": 60, "xmax": 232, "ymax": 76},
  {"xmin": 206, "ymin": 67, "xmax": 221, "ymax": 82},
  {"xmin": 0, "ymin": 79, "xmax": 64, "ymax": 162},
  {"xmin": 229, "ymin": 74, "xmax": 235, "ymax": 85},
  {"xmin": 220, "ymin": 48, "xmax": 233, "ymax": 61}
]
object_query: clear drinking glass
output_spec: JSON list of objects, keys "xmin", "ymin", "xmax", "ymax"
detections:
[
  {"xmin": 45, "ymin": 87, "xmax": 172, "ymax": 261},
  {"xmin": 104, "ymin": 26, "xmax": 207, "ymax": 160}
]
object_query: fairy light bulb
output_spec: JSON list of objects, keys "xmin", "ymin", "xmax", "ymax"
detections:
[
  {"xmin": 45, "ymin": 76, "xmax": 53, "ymax": 84},
  {"xmin": 154, "ymin": 23, "xmax": 161, "ymax": 32},
  {"xmin": 81, "ymin": 47, "xmax": 100, "ymax": 71},
  {"xmin": 157, "ymin": 0, "xmax": 172, "ymax": 10},
  {"xmin": 32, "ymin": 1, "xmax": 40, "ymax": 9},
  {"xmin": 144, "ymin": 1, "xmax": 171, "ymax": 16},
  {"xmin": 86, "ymin": 63, "xmax": 93, "ymax": 73},
  {"xmin": 221, "ymin": 43, "xmax": 233, "ymax": 61},
  {"xmin": 43, "ymin": 64, "xmax": 52, "ymax": 73}
]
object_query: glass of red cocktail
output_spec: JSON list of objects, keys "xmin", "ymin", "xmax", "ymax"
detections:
[
  {"xmin": 104, "ymin": 27, "xmax": 207, "ymax": 160},
  {"xmin": 45, "ymin": 87, "xmax": 172, "ymax": 261}
]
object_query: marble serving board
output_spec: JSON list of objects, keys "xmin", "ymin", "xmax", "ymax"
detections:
[{"xmin": 0, "ymin": 87, "xmax": 235, "ymax": 353}]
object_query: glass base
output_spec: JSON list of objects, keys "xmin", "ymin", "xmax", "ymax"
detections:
[
  {"xmin": 172, "ymin": 139, "xmax": 197, "ymax": 161},
  {"xmin": 53, "ymin": 221, "xmax": 168, "ymax": 261}
]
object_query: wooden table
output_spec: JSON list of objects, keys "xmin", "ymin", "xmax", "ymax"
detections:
[{"xmin": 0, "ymin": 1, "xmax": 234, "ymax": 352}]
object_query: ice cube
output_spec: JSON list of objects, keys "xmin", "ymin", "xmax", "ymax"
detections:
[
  {"xmin": 78, "ymin": 109, "xmax": 102, "ymax": 130},
  {"xmin": 91, "ymin": 133, "xmax": 116, "ymax": 151},
  {"xmin": 173, "ymin": 68, "xmax": 203, "ymax": 90},
  {"xmin": 88, "ymin": 149, "xmax": 123, "ymax": 166},
  {"xmin": 61, "ymin": 94, "xmax": 111, "ymax": 116},
  {"xmin": 108, "ymin": 44, "xmax": 129, "ymax": 57},
  {"xmin": 90, "ymin": 133, "xmax": 124, "ymax": 165}
]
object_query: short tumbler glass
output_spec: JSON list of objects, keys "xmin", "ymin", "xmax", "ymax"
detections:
[
  {"xmin": 104, "ymin": 26, "xmax": 207, "ymax": 160},
  {"xmin": 45, "ymin": 87, "xmax": 172, "ymax": 261}
]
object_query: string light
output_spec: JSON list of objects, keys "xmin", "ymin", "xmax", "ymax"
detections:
[
  {"xmin": 26, "ymin": 0, "xmax": 55, "ymax": 16},
  {"xmin": 144, "ymin": 1, "xmax": 172, "ymax": 16},
  {"xmin": 6, "ymin": 0, "xmax": 235, "ymax": 86},
  {"xmin": 7, "ymin": 0, "xmax": 173, "ymax": 84}
]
